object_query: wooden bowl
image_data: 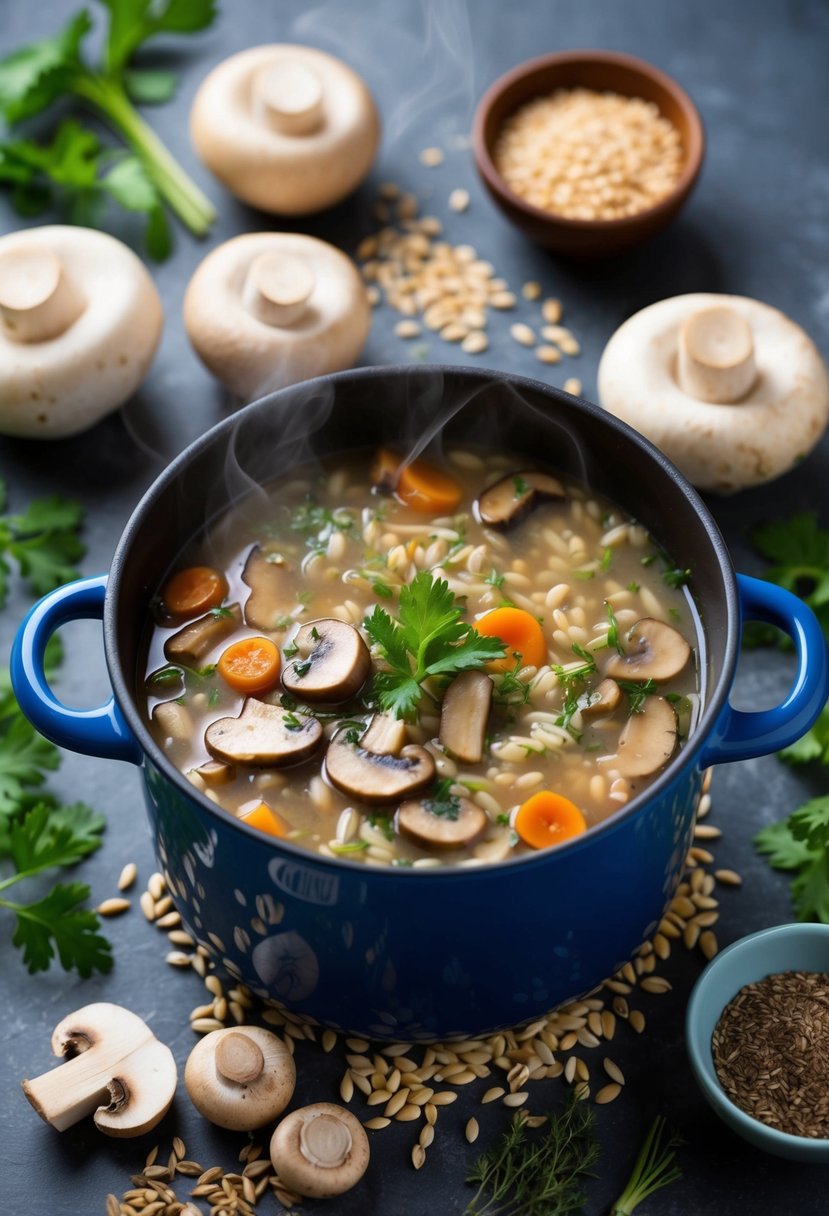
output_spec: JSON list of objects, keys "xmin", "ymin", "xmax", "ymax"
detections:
[{"xmin": 472, "ymin": 50, "xmax": 705, "ymax": 258}]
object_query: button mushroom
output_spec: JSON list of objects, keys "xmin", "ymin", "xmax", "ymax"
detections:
[
  {"xmin": 614, "ymin": 695, "xmax": 678, "ymax": 778},
  {"xmin": 325, "ymin": 734, "xmax": 435, "ymax": 804},
  {"xmin": 398, "ymin": 794, "xmax": 488, "ymax": 851},
  {"xmin": 242, "ymin": 545, "xmax": 292, "ymax": 631},
  {"xmin": 164, "ymin": 603, "xmax": 242, "ymax": 667},
  {"xmin": 476, "ymin": 469, "xmax": 564, "ymax": 529},
  {"xmin": 0, "ymin": 226, "xmax": 163, "ymax": 438},
  {"xmin": 597, "ymin": 292, "xmax": 829, "ymax": 493},
  {"xmin": 22, "ymin": 1003, "xmax": 177, "ymax": 1137},
  {"xmin": 190, "ymin": 45, "xmax": 380, "ymax": 215},
  {"xmin": 205, "ymin": 698, "xmax": 322, "ymax": 766},
  {"xmin": 270, "ymin": 1103, "xmax": 370, "ymax": 1199},
  {"xmin": 184, "ymin": 233, "xmax": 371, "ymax": 399},
  {"xmin": 439, "ymin": 670, "xmax": 493, "ymax": 763},
  {"xmin": 185, "ymin": 1027, "xmax": 295, "ymax": 1131},
  {"xmin": 282, "ymin": 619, "xmax": 371, "ymax": 703},
  {"xmin": 605, "ymin": 618, "xmax": 691, "ymax": 683},
  {"xmin": 580, "ymin": 677, "xmax": 622, "ymax": 719}
]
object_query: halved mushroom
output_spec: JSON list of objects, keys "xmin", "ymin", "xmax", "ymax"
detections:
[
  {"xmin": 605, "ymin": 618, "xmax": 691, "ymax": 683},
  {"xmin": 185, "ymin": 1027, "xmax": 295, "ymax": 1131},
  {"xmin": 164, "ymin": 603, "xmax": 242, "ymax": 667},
  {"xmin": 282, "ymin": 618, "xmax": 371, "ymax": 703},
  {"xmin": 439, "ymin": 670, "xmax": 493, "ymax": 763},
  {"xmin": 580, "ymin": 678, "xmax": 621, "ymax": 719},
  {"xmin": 614, "ymin": 696, "xmax": 677, "ymax": 778},
  {"xmin": 205, "ymin": 698, "xmax": 322, "ymax": 766},
  {"xmin": 195, "ymin": 760, "xmax": 236, "ymax": 787},
  {"xmin": 22, "ymin": 1003, "xmax": 177, "ymax": 1137},
  {"xmin": 325, "ymin": 735, "xmax": 435, "ymax": 804},
  {"xmin": 360, "ymin": 712, "xmax": 407, "ymax": 755},
  {"xmin": 476, "ymin": 469, "xmax": 564, "ymax": 529},
  {"xmin": 242, "ymin": 545, "xmax": 292, "ymax": 631},
  {"xmin": 397, "ymin": 794, "xmax": 488, "ymax": 850},
  {"xmin": 270, "ymin": 1102, "xmax": 370, "ymax": 1199}
]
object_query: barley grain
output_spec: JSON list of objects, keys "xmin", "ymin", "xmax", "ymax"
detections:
[
  {"xmin": 118, "ymin": 863, "xmax": 138, "ymax": 891},
  {"xmin": 98, "ymin": 897, "xmax": 131, "ymax": 917},
  {"xmin": 596, "ymin": 1082, "xmax": 622, "ymax": 1104},
  {"xmin": 465, "ymin": 1117, "xmax": 480, "ymax": 1143}
]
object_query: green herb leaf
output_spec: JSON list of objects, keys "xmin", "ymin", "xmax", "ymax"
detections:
[
  {"xmin": 4, "ymin": 881, "xmax": 112, "ymax": 976},
  {"xmin": 7, "ymin": 800, "xmax": 105, "ymax": 875},
  {"xmin": 485, "ymin": 568, "xmax": 505, "ymax": 590},
  {"xmin": 780, "ymin": 707, "xmax": 829, "ymax": 767},
  {"xmin": 0, "ymin": 11, "xmax": 90, "ymax": 123},
  {"xmin": 101, "ymin": 0, "xmax": 217, "ymax": 75},
  {"xmin": 122, "ymin": 66, "xmax": 178, "ymax": 103},
  {"xmin": 513, "ymin": 475, "xmax": 530, "ymax": 499},
  {"xmin": 789, "ymin": 796, "xmax": 829, "ymax": 852},
  {"xmin": 282, "ymin": 712, "xmax": 303, "ymax": 732},
  {"xmin": 423, "ymin": 778, "xmax": 461, "ymax": 820},
  {"xmin": 604, "ymin": 601, "xmax": 624, "ymax": 655},
  {"xmin": 611, "ymin": 1115, "xmax": 682, "ymax": 1216},
  {"xmin": 756, "ymin": 818, "xmax": 817, "ymax": 872},
  {"xmin": 368, "ymin": 811, "xmax": 394, "ymax": 842},
  {"xmin": 618, "ymin": 678, "xmax": 657, "ymax": 714},
  {"xmin": 209, "ymin": 606, "xmax": 234, "ymax": 620},
  {"xmin": 0, "ymin": 716, "xmax": 61, "ymax": 815}
]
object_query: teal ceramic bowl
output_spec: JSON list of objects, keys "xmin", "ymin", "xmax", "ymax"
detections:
[{"xmin": 687, "ymin": 923, "xmax": 829, "ymax": 1162}]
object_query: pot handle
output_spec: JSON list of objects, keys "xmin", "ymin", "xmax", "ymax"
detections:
[
  {"xmin": 700, "ymin": 573, "xmax": 829, "ymax": 767},
  {"xmin": 10, "ymin": 574, "xmax": 142, "ymax": 765}
]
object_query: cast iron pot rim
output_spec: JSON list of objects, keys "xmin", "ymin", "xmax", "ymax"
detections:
[
  {"xmin": 106, "ymin": 364, "xmax": 737, "ymax": 879},
  {"xmin": 472, "ymin": 48, "xmax": 705, "ymax": 233}
]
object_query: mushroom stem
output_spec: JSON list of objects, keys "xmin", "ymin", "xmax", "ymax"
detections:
[
  {"xmin": 678, "ymin": 306, "xmax": 757, "ymax": 403},
  {"xmin": 255, "ymin": 61, "xmax": 325, "ymax": 135},
  {"xmin": 243, "ymin": 251, "xmax": 315, "ymax": 327},
  {"xmin": 0, "ymin": 247, "xmax": 85, "ymax": 343},
  {"xmin": 215, "ymin": 1031, "xmax": 265, "ymax": 1084},
  {"xmin": 300, "ymin": 1112, "xmax": 352, "ymax": 1168}
]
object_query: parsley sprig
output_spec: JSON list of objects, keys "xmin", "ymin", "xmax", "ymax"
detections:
[
  {"xmin": 756, "ymin": 797, "xmax": 829, "ymax": 921},
  {"xmin": 363, "ymin": 572, "xmax": 505, "ymax": 721},
  {"xmin": 0, "ymin": 480, "xmax": 85, "ymax": 607}
]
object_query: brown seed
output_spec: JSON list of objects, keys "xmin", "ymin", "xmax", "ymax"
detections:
[
  {"xmin": 536, "ymin": 344, "xmax": 561, "ymax": 364},
  {"xmin": 155, "ymin": 910, "xmax": 181, "ymax": 929},
  {"xmin": 715, "ymin": 868, "xmax": 742, "ymax": 886},
  {"xmin": 465, "ymin": 1117, "xmax": 480, "ymax": 1143},
  {"xmin": 430, "ymin": 1091, "xmax": 458, "ymax": 1106},
  {"xmin": 510, "ymin": 322, "xmax": 536, "ymax": 347},
  {"xmin": 462, "ymin": 330, "xmax": 489, "ymax": 354},
  {"xmin": 604, "ymin": 1058, "xmax": 625, "ymax": 1085},
  {"xmin": 420, "ymin": 147, "xmax": 444, "ymax": 167},
  {"xmin": 395, "ymin": 320, "xmax": 422, "ymax": 339},
  {"xmin": 596, "ymin": 1082, "xmax": 622, "ymax": 1104},
  {"xmin": 640, "ymin": 976, "xmax": 672, "ymax": 994},
  {"xmin": 481, "ymin": 1086, "xmax": 505, "ymax": 1103},
  {"xmin": 629, "ymin": 1010, "xmax": 646, "ymax": 1034},
  {"xmin": 165, "ymin": 951, "xmax": 192, "ymax": 968},
  {"xmin": 139, "ymin": 890, "xmax": 156, "ymax": 921},
  {"xmin": 542, "ymin": 298, "xmax": 563, "ymax": 324},
  {"xmin": 363, "ymin": 1117, "xmax": 391, "ymax": 1130},
  {"xmin": 700, "ymin": 930, "xmax": 719, "ymax": 959},
  {"xmin": 395, "ymin": 1103, "xmax": 422, "ymax": 1121},
  {"xmin": 175, "ymin": 1162, "xmax": 204, "ymax": 1177},
  {"xmin": 97, "ymin": 897, "xmax": 131, "ymax": 917},
  {"xmin": 521, "ymin": 280, "xmax": 542, "ymax": 301},
  {"xmin": 411, "ymin": 1144, "xmax": 426, "ymax": 1170},
  {"xmin": 563, "ymin": 377, "xmax": 583, "ymax": 396},
  {"xmin": 503, "ymin": 1091, "xmax": 528, "ymax": 1107},
  {"xmin": 419, "ymin": 1124, "xmax": 435, "ymax": 1149}
]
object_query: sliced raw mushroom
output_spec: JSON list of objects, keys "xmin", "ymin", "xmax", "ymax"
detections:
[
  {"xmin": 270, "ymin": 1102, "xmax": 370, "ymax": 1199},
  {"xmin": 397, "ymin": 794, "xmax": 488, "ymax": 850},
  {"xmin": 22, "ymin": 1003, "xmax": 177, "ymax": 1137},
  {"xmin": 614, "ymin": 695, "xmax": 678, "ymax": 779},
  {"xmin": 164, "ymin": 603, "xmax": 242, "ymax": 667},
  {"xmin": 605, "ymin": 618, "xmax": 691, "ymax": 683},
  {"xmin": 439, "ymin": 670, "xmax": 493, "ymax": 763},
  {"xmin": 360, "ymin": 712, "xmax": 407, "ymax": 755},
  {"xmin": 152, "ymin": 700, "xmax": 191, "ymax": 742},
  {"xmin": 476, "ymin": 469, "xmax": 564, "ymax": 529},
  {"xmin": 205, "ymin": 698, "xmax": 322, "ymax": 766},
  {"xmin": 185, "ymin": 1027, "xmax": 295, "ymax": 1131},
  {"xmin": 282, "ymin": 618, "xmax": 371, "ymax": 703},
  {"xmin": 194, "ymin": 760, "xmax": 236, "ymax": 787},
  {"xmin": 580, "ymin": 678, "xmax": 621, "ymax": 719},
  {"xmin": 325, "ymin": 735, "xmax": 435, "ymax": 804},
  {"xmin": 242, "ymin": 545, "xmax": 292, "ymax": 631}
]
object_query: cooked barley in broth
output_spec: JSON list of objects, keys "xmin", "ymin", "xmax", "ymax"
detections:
[{"xmin": 143, "ymin": 448, "xmax": 702, "ymax": 867}]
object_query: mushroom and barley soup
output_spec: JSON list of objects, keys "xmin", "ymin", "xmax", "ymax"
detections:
[{"xmin": 144, "ymin": 448, "xmax": 701, "ymax": 867}]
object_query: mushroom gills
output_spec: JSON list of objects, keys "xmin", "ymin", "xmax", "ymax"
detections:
[
  {"xmin": 439, "ymin": 670, "xmax": 493, "ymax": 763},
  {"xmin": 580, "ymin": 678, "xmax": 621, "ymax": 719},
  {"xmin": 270, "ymin": 1103, "xmax": 370, "ymax": 1199},
  {"xmin": 164, "ymin": 603, "xmax": 242, "ymax": 667},
  {"xmin": 241, "ymin": 545, "xmax": 292, "ymax": 630},
  {"xmin": 476, "ymin": 469, "xmax": 564, "ymax": 529},
  {"xmin": 605, "ymin": 617, "xmax": 691, "ymax": 683},
  {"xmin": 205, "ymin": 698, "xmax": 322, "ymax": 766},
  {"xmin": 282, "ymin": 618, "xmax": 371, "ymax": 703},
  {"xmin": 325, "ymin": 736, "xmax": 435, "ymax": 804},
  {"xmin": 397, "ymin": 794, "xmax": 488, "ymax": 850},
  {"xmin": 614, "ymin": 695, "xmax": 677, "ymax": 779}
]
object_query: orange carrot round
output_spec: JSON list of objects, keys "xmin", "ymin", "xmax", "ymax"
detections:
[
  {"xmin": 242, "ymin": 801, "xmax": 288, "ymax": 839},
  {"xmin": 217, "ymin": 636, "xmax": 281, "ymax": 694},
  {"xmin": 162, "ymin": 565, "xmax": 228, "ymax": 617},
  {"xmin": 515, "ymin": 792, "xmax": 587, "ymax": 850},
  {"xmin": 396, "ymin": 456, "xmax": 462, "ymax": 514},
  {"xmin": 476, "ymin": 606, "xmax": 547, "ymax": 672}
]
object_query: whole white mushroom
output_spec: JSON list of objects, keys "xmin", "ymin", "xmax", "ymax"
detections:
[
  {"xmin": 190, "ymin": 44, "xmax": 380, "ymax": 215},
  {"xmin": 0, "ymin": 226, "xmax": 163, "ymax": 438},
  {"xmin": 183, "ymin": 232, "xmax": 371, "ymax": 399},
  {"xmin": 597, "ymin": 292, "xmax": 829, "ymax": 493}
]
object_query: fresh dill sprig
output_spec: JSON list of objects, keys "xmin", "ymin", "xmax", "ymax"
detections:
[{"xmin": 610, "ymin": 1116, "xmax": 683, "ymax": 1215}]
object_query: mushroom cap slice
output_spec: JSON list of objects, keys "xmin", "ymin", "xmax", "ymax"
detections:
[
  {"xmin": 325, "ymin": 736, "xmax": 435, "ymax": 804},
  {"xmin": 605, "ymin": 618, "xmax": 691, "ymax": 683},
  {"xmin": 242, "ymin": 545, "xmax": 292, "ymax": 631},
  {"xmin": 580, "ymin": 678, "xmax": 621, "ymax": 719},
  {"xmin": 360, "ymin": 712, "xmax": 407, "ymax": 755},
  {"xmin": 185, "ymin": 1027, "xmax": 295, "ymax": 1131},
  {"xmin": 439, "ymin": 670, "xmax": 493, "ymax": 764},
  {"xmin": 614, "ymin": 696, "xmax": 678, "ymax": 779},
  {"xmin": 270, "ymin": 1102, "xmax": 370, "ymax": 1199},
  {"xmin": 476, "ymin": 469, "xmax": 564, "ymax": 529},
  {"xmin": 205, "ymin": 698, "xmax": 322, "ymax": 766},
  {"xmin": 164, "ymin": 603, "xmax": 242, "ymax": 667},
  {"xmin": 397, "ymin": 795, "xmax": 488, "ymax": 850},
  {"xmin": 282, "ymin": 618, "xmax": 371, "ymax": 703}
]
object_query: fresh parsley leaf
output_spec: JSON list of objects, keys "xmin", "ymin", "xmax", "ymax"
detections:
[
  {"xmin": 757, "ymin": 818, "xmax": 819, "ymax": 870},
  {"xmin": 663, "ymin": 567, "xmax": 691, "ymax": 589},
  {"xmin": 492, "ymin": 659, "xmax": 531, "ymax": 709},
  {"xmin": 756, "ymin": 801, "xmax": 829, "ymax": 922},
  {"xmin": 102, "ymin": 0, "xmax": 217, "ymax": 74},
  {"xmin": 207, "ymin": 687, "xmax": 220, "ymax": 708},
  {"xmin": 293, "ymin": 660, "xmax": 312, "ymax": 678},
  {"xmin": 789, "ymin": 796, "xmax": 829, "ymax": 852},
  {"xmin": 123, "ymin": 66, "xmax": 178, "ymax": 104},
  {"xmin": 513, "ymin": 475, "xmax": 530, "ymax": 499},
  {"xmin": 5, "ymin": 881, "xmax": 112, "ymax": 976},
  {"xmin": 0, "ymin": 716, "xmax": 61, "ymax": 816},
  {"xmin": 599, "ymin": 547, "xmax": 612, "ymax": 572},
  {"xmin": 780, "ymin": 706, "xmax": 829, "ymax": 767},
  {"xmin": 627, "ymin": 580, "xmax": 640, "ymax": 593},
  {"xmin": 0, "ymin": 11, "xmax": 90, "ymax": 123},
  {"xmin": 7, "ymin": 800, "xmax": 105, "ymax": 874},
  {"xmin": 209, "ymin": 606, "xmax": 234, "ymax": 620},
  {"xmin": 0, "ymin": 490, "xmax": 84, "ymax": 606},
  {"xmin": 424, "ymin": 778, "xmax": 461, "ymax": 820},
  {"xmin": 368, "ymin": 812, "xmax": 394, "ymax": 842},
  {"xmin": 283, "ymin": 640, "xmax": 300, "ymax": 659},
  {"xmin": 495, "ymin": 813, "xmax": 511, "ymax": 826},
  {"xmin": 283, "ymin": 712, "xmax": 303, "ymax": 731}
]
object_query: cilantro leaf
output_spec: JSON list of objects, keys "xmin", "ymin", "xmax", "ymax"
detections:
[
  {"xmin": 8, "ymin": 801, "xmax": 105, "ymax": 874},
  {"xmin": 0, "ymin": 11, "xmax": 90, "ymax": 123},
  {"xmin": 0, "ymin": 716, "xmax": 61, "ymax": 815},
  {"xmin": 791, "ymin": 855, "xmax": 829, "ymax": 923},
  {"xmin": 10, "ymin": 529, "xmax": 85, "ymax": 597},
  {"xmin": 755, "ymin": 801, "xmax": 829, "ymax": 923},
  {"xmin": 780, "ymin": 706, "xmax": 829, "ymax": 767},
  {"xmin": 755, "ymin": 819, "xmax": 817, "ymax": 871},
  {"xmin": 789, "ymin": 796, "xmax": 829, "ymax": 852},
  {"xmin": 6, "ymin": 882, "xmax": 112, "ymax": 976}
]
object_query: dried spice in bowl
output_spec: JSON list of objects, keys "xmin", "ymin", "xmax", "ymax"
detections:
[{"xmin": 712, "ymin": 971, "xmax": 829, "ymax": 1139}]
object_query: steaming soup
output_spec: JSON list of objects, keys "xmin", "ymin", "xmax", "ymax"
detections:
[{"xmin": 144, "ymin": 448, "xmax": 701, "ymax": 867}]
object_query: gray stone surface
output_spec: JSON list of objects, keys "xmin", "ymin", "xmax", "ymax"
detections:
[{"xmin": 1, "ymin": 0, "xmax": 828, "ymax": 1212}]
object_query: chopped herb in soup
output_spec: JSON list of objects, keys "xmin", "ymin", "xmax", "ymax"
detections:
[{"xmin": 143, "ymin": 448, "xmax": 701, "ymax": 867}]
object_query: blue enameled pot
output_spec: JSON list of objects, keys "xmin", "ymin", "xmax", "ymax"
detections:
[{"xmin": 11, "ymin": 367, "xmax": 829, "ymax": 1040}]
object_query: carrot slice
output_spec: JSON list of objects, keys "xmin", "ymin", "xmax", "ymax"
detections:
[
  {"xmin": 242, "ymin": 801, "xmax": 289, "ymax": 839},
  {"xmin": 162, "ymin": 566, "xmax": 228, "ymax": 617},
  {"xmin": 217, "ymin": 636, "xmax": 281, "ymax": 694},
  {"xmin": 396, "ymin": 455, "xmax": 462, "ymax": 514},
  {"xmin": 515, "ymin": 792, "xmax": 587, "ymax": 850},
  {"xmin": 476, "ymin": 606, "xmax": 547, "ymax": 672}
]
